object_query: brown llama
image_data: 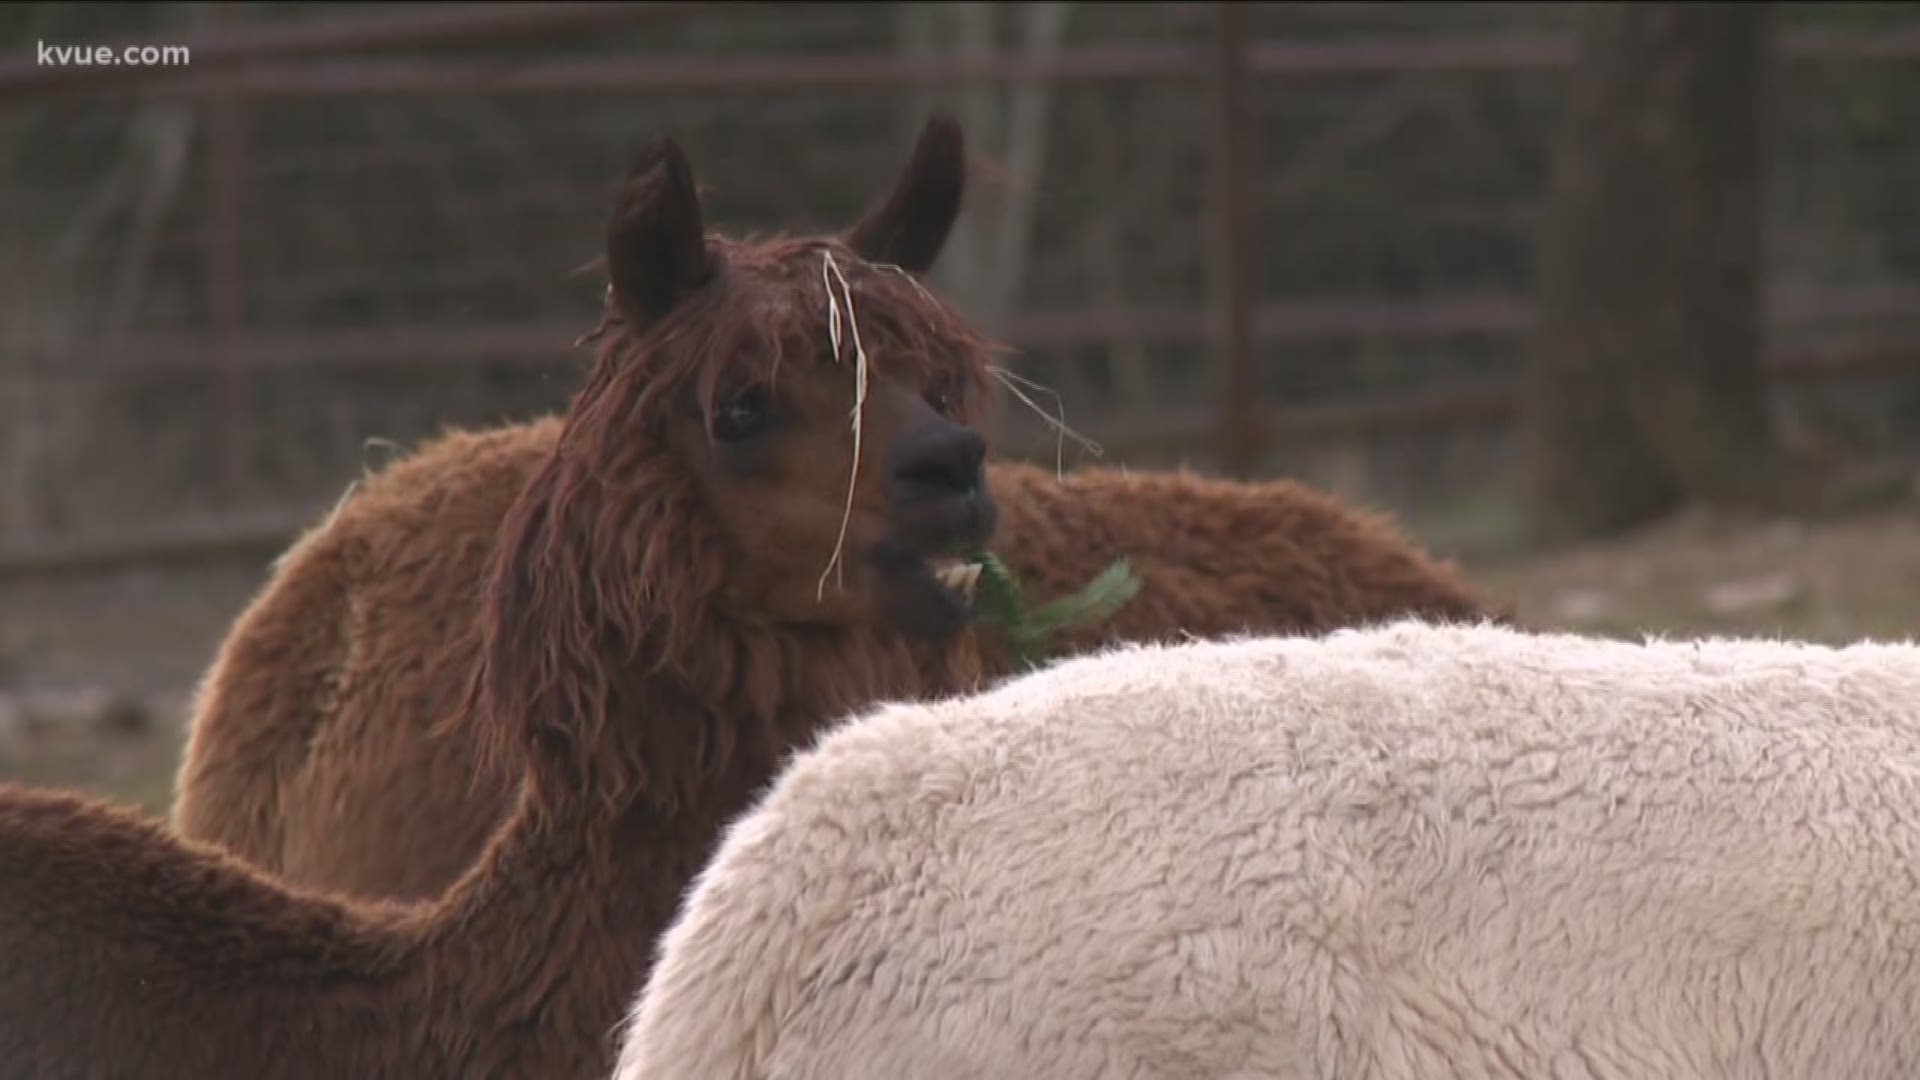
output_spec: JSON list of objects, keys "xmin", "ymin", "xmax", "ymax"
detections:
[
  {"xmin": 0, "ymin": 117, "xmax": 1012, "ymax": 1080},
  {"xmin": 170, "ymin": 158, "xmax": 1504, "ymax": 912}
]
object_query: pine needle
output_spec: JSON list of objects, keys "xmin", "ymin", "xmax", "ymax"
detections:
[{"xmin": 970, "ymin": 550, "xmax": 1142, "ymax": 672}]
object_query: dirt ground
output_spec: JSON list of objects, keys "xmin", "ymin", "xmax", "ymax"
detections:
[
  {"xmin": 0, "ymin": 562, "xmax": 264, "ymax": 817},
  {"xmin": 8, "ymin": 497, "xmax": 1920, "ymax": 820}
]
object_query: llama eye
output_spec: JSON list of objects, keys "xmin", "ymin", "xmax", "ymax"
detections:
[
  {"xmin": 711, "ymin": 388, "xmax": 772, "ymax": 443},
  {"xmin": 928, "ymin": 386, "xmax": 957, "ymax": 417}
]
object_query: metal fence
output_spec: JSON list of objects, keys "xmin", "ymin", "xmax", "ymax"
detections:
[{"xmin": 4, "ymin": 1, "xmax": 1920, "ymax": 570}]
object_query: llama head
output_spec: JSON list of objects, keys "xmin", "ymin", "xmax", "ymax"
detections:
[
  {"xmin": 554, "ymin": 114, "xmax": 1002, "ymax": 648},
  {"xmin": 459, "ymin": 116, "xmax": 1004, "ymax": 808}
]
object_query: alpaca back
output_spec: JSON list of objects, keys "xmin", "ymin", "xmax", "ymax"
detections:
[
  {"xmin": 173, "ymin": 419, "xmax": 555, "ymax": 897},
  {"xmin": 0, "ymin": 783, "xmax": 422, "ymax": 1080},
  {"xmin": 617, "ymin": 622, "xmax": 1920, "ymax": 1079}
]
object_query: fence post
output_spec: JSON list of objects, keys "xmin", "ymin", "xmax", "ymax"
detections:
[
  {"xmin": 202, "ymin": 3, "xmax": 251, "ymax": 500},
  {"xmin": 1210, "ymin": 0, "xmax": 1261, "ymax": 478}
]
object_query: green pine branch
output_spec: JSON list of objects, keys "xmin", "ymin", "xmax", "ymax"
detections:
[{"xmin": 970, "ymin": 550, "xmax": 1143, "ymax": 672}]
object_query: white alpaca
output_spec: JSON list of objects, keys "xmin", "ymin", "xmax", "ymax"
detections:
[{"xmin": 614, "ymin": 620, "xmax": 1920, "ymax": 1079}]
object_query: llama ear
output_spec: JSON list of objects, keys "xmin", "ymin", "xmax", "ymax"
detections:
[
  {"xmin": 605, "ymin": 138, "xmax": 713, "ymax": 327},
  {"xmin": 844, "ymin": 112, "xmax": 966, "ymax": 274}
]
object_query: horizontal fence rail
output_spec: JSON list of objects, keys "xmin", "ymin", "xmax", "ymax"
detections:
[
  {"xmin": 5, "ymin": 1, "xmax": 1919, "ymax": 569},
  {"xmin": 7, "ymin": 326, "xmax": 1920, "ymax": 581},
  {"xmin": 12, "ymin": 286, "xmax": 1920, "ymax": 374}
]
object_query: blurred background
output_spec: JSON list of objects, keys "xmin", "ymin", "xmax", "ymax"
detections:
[{"xmin": 3, "ymin": 1, "xmax": 1919, "ymax": 812}]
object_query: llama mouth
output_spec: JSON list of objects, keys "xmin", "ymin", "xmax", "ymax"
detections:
[
  {"xmin": 866, "ymin": 541, "xmax": 987, "ymax": 641},
  {"xmin": 927, "ymin": 556, "xmax": 983, "ymax": 604}
]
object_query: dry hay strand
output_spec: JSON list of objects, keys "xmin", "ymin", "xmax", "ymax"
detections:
[
  {"xmin": 986, "ymin": 364, "xmax": 1102, "ymax": 479},
  {"xmin": 874, "ymin": 259, "xmax": 1098, "ymax": 478},
  {"xmin": 817, "ymin": 249, "xmax": 872, "ymax": 602}
]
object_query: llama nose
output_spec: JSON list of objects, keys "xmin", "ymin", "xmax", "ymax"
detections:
[{"xmin": 890, "ymin": 422, "xmax": 986, "ymax": 500}]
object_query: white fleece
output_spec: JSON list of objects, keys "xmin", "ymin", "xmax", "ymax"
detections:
[{"xmin": 612, "ymin": 620, "xmax": 1920, "ymax": 1079}]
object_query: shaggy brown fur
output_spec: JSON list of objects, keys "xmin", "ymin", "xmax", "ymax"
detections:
[
  {"xmin": 0, "ymin": 116, "xmax": 1010, "ymax": 1079},
  {"xmin": 171, "ymin": 446, "xmax": 1500, "ymax": 897},
  {"xmin": 172, "ymin": 438, "xmax": 1500, "ymax": 904}
]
